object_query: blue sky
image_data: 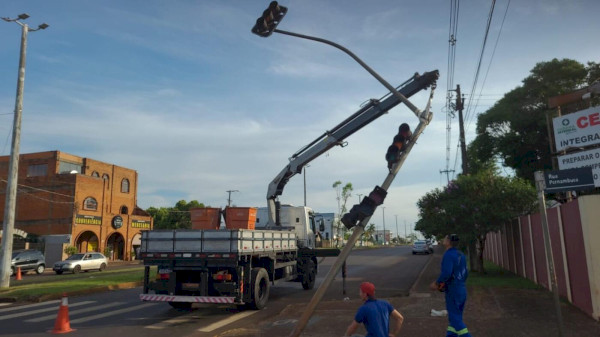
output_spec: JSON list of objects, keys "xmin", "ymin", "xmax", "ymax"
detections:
[{"xmin": 1, "ymin": 0, "xmax": 598, "ymax": 236}]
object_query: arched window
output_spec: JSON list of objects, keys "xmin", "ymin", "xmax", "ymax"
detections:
[
  {"xmin": 121, "ymin": 178, "xmax": 130, "ymax": 193},
  {"xmin": 83, "ymin": 197, "xmax": 98, "ymax": 211},
  {"xmin": 102, "ymin": 174, "xmax": 110, "ymax": 190},
  {"xmin": 120, "ymin": 206, "xmax": 129, "ymax": 215},
  {"xmin": 91, "ymin": 171, "xmax": 100, "ymax": 178}
]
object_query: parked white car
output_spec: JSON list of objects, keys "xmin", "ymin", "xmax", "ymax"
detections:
[{"xmin": 53, "ymin": 252, "xmax": 108, "ymax": 274}]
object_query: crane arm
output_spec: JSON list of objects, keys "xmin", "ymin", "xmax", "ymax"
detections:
[{"xmin": 266, "ymin": 70, "xmax": 439, "ymax": 226}]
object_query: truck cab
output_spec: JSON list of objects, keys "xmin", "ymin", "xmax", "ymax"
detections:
[{"xmin": 255, "ymin": 205, "xmax": 317, "ymax": 249}]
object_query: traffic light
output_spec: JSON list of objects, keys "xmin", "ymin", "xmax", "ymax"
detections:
[
  {"xmin": 252, "ymin": 1, "xmax": 288, "ymax": 37},
  {"xmin": 385, "ymin": 123, "xmax": 411, "ymax": 170},
  {"xmin": 341, "ymin": 186, "xmax": 387, "ymax": 229}
]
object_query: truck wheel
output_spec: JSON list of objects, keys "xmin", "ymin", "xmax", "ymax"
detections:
[
  {"xmin": 301, "ymin": 261, "xmax": 316, "ymax": 290},
  {"xmin": 248, "ymin": 268, "xmax": 269, "ymax": 310}
]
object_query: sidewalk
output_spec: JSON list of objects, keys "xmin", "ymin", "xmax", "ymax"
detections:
[{"xmin": 226, "ymin": 247, "xmax": 600, "ymax": 337}]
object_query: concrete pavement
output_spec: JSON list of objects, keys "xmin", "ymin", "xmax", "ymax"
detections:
[{"xmin": 218, "ymin": 246, "xmax": 600, "ymax": 337}]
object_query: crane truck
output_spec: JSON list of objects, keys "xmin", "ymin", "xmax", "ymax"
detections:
[{"xmin": 138, "ymin": 70, "xmax": 439, "ymax": 309}]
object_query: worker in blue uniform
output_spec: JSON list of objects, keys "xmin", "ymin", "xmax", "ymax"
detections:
[{"xmin": 430, "ymin": 234, "xmax": 472, "ymax": 337}]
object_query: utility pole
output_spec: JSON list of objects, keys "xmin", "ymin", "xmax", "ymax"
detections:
[
  {"xmin": 439, "ymin": 169, "xmax": 455, "ymax": 183},
  {"xmin": 395, "ymin": 215, "xmax": 399, "ymax": 243},
  {"xmin": 303, "ymin": 166, "xmax": 307, "ymax": 206},
  {"xmin": 404, "ymin": 220, "xmax": 407, "ymax": 240},
  {"xmin": 357, "ymin": 194, "xmax": 363, "ymax": 203},
  {"xmin": 0, "ymin": 14, "xmax": 48, "ymax": 289},
  {"xmin": 381, "ymin": 206, "xmax": 386, "ymax": 245},
  {"xmin": 226, "ymin": 190, "xmax": 239, "ymax": 207},
  {"xmin": 456, "ymin": 85, "xmax": 468, "ymax": 175}
]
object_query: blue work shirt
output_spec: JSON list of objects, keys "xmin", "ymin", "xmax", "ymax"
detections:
[
  {"xmin": 354, "ymin": 298, "xmax": 394, "ymax": 337},
  {"xmin": 437, "ymin": 247, "xmax": 468, "ymax": 290}
]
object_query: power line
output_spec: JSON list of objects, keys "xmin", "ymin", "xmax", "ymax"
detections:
[
  {"xmin": 466, "ymin": 0, "xmax": 511, "ymax": 131},
  {"xmin": 0, "ymin": 179, "xmax": 75, "ymax": 198},
  {"xmin": 452, "ymin": 0, "xmax": 497, "ymax": 178}
]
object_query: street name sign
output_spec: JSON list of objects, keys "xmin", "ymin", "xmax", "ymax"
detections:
[{"xmin": 544, "ymin": 167, "xmax": 595, "ymax": 193}]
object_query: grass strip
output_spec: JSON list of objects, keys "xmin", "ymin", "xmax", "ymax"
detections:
[
  {"xmin": 0, "ymin": 268, "xmax": 156, "ymax": 301},
  {"xmin": 467, "ymin": 260, "xmax": 540, "ymax": 289}
]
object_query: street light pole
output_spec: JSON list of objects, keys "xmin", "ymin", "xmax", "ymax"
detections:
[
  {"xmin": 395, "ymin": 215, "xmax": 399, "ymax": 243},
  {"xmin": 382, "ymin": 206, "xmax": 386, "ymax": 245},
  {"xmin": 357, "ymin": 194, "xmax": 363, "ymax": 203},
  {"xmin": 0, "ymin": 14, "xmax": 48, "ymax": 289}
]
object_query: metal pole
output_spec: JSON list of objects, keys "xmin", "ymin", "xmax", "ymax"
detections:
[
  {"xmin": 382, "ymin": 207, "xmax": 386, "ymax": 245},
  {"xmin": 395, "ymin": 215, "xmax": 399, "ymax": 244},
  {"xmin": 274, "ymin": 29, "xmax": 422, "ymax": 118},
  {"xmin": 289, "ymin": 88, "xmax": 435, "ymax": 337},
  {"xmin": 303, "ymin": 167, "xmax": 307, "ymax": 206},
  {"xmin": 0, "ymin": 23, "xmax": 28, "ymax": 289},
  {"xmin": 534, "ymin": 171, "xmax": 565, "ymax": 337}
]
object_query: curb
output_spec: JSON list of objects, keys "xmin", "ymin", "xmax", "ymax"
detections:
[
  {"xmin": 408, "ymin": 250, "xmax": 438, "ymax": 296},
  {"xmin": 0, "ymin": 281, "xmax": 143, "ymax": 304}
]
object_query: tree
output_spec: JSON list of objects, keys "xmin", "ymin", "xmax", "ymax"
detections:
[
  {"xmin": 332, "ymin": 181, "xmax": 353, "ymax": 243},
  {"xmin": 147, "ymin": 200, "xmax": 205, "ymax": 229},
  {"xmin": 363, "ymin": 223, "xmax": 376, "ymax": 244},
  {"xmin": 415, "ymin": 169, "xmax": 537, "ymax": 273},
  {"xmin": 471, "ymin": 59, "xmax": 597, "ymax": 182}
]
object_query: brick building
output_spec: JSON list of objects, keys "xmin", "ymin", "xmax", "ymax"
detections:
[{"xmin": 0, "ymin": 151, "xmax": 152, "ymax": 262}]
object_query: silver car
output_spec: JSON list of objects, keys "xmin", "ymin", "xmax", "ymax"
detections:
[
  {"xmin": 53, "ymin": 253, "xmax": 108, "ymax": 274},
  {"xmin": 412, "ymin": 240, "xmax": 430, "ymax": 255}
]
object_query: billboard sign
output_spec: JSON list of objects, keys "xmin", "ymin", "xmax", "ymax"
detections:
[
  {"xmin": 553, "ymin": 105, "xmax": 600, "ymax": 151},
  {"xmin": 557, "ymin": 147, "xmax": 600, "ymax": 187}
]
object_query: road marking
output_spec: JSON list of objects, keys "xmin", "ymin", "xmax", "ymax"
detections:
[
  {"xmin": 196, "ymin": 311, "xmax": 257, "ymax": 332},
  {"xmin": 69, "ymin": 303, "xmax": 155, "ymax": 324},
  {"xmin": 145, "ymin": 311, "xmax": 201, "ymax": 329},
  {"xmin": 0, "ymin": 301, "xmax": 95, "ymax": 320},
  {"xmin": 25, "ymin": 302, "xmax": 125, "ymax": 322},
  {"xmin": 0, "ymin": 300, "xmax": 60, "ymax": 313}
]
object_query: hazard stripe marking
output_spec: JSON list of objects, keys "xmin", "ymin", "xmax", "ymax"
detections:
[
  {"xmin": 139, "ymin": 294, "xmax": 235, "ymax": 304},
  {"xmin": 25, "ymin": 302, "xmax": 125, "ymax": 322},
  {"xmin": 0, "ymin": 300, "xmax": 60, "ymax": 313},
  {"xmin": 197, "ymin": 311, "xmax": 257, "ymax": 332},
  {"xmin": 69, "ymin": 303, "xmax": 155, "ymax": 324},
  {"xmin": 0, "ymin": 301, "xmax": 95, "ymax": 320}
]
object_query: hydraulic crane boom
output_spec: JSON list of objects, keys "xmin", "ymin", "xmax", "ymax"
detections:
[{"xmin": 266, "ymin": 70, "xmax": 439, "ymax": 226}]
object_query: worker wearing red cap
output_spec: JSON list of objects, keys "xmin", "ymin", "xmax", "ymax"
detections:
[{"xmin": 344, "ymin": 282, "xmax": 404, "ymax": 337}]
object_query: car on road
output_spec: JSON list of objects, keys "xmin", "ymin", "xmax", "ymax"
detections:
[
  {"xmin": 412, "ymin": 240, "xmax": 430, "ymax": 255},
  {"xmin": 53, "ymin": 252, "xmax": 108, "ymax": 274},
  {"xmin": 11, "ymin": 250, "xmax": 46, "ymax": 276},
  {"xmin": 426, "ymin": 239, "xmax": 435, "ymax": 253}
]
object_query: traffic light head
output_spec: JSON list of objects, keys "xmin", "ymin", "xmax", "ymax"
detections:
[
  {"xmin": 252, "ymin": 1, "xmax": 288, "ymax": 37},
  {"xmin": 398, "ymin": 123, "xmax": 412, "ymax": 138}
]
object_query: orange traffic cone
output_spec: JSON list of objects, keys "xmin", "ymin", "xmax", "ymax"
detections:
[
  {"xmin": 15, "ymin": 267, "xmax": 22, "ymax": 281},
  {"xmin": 49, "ymin": 293, "xmax": 75, "ymax": 334}
]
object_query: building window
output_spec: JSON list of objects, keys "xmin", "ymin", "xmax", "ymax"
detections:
[
  {"xmin": 120, "ymin": 206, "xmax": 128, "ymax": 215},
  {"xmin": 27, "ymin": 164, "xmax": 48, "ymax": 177},
  {"xmin": 102, "ymin": 174, "xmax": 110, "ymax": 190},
  {"xmin": 83, "ymin": 197, "xmax": 98, "ymax": 211},
  {"xmin": 58, "ymin": 161, "xmax": 82, "ymax": 174},
  {"xmin": 92, "ymin": 171, "xmax": 100, "ymax": 177},
  {"xmin": 121, "ymin": 179, "xmax": 130, "ymax": 193}
]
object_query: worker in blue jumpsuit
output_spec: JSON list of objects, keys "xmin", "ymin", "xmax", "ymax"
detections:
[{"xmin": 430, "ymin": 234, "xmax": 472, "ymax": 337}]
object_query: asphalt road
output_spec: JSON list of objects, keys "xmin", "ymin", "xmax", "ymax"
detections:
[{"xmin": 0, "ymin": 246, "xmax": 432, "ymax": 337}]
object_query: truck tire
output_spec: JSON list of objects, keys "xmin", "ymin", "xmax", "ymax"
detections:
[
  {"xmin": 301, "ymin": 261, "xmax": 316, "ymax": 290},
  {"xmin": 248, "ymin": 268, "xmax": 269, "ymax": 310}
]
